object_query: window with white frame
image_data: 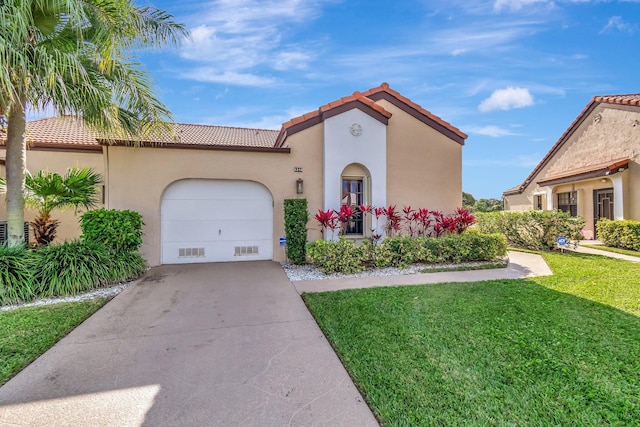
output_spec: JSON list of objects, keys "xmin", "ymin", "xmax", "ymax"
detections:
[{"xmin": 557, "ymin": 191, "xmax": 577, "ymax": 216}]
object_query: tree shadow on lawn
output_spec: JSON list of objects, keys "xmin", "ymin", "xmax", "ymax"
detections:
[{"xmin": 303, "ymin": 276, "xmax": 640, "ymax": 426}]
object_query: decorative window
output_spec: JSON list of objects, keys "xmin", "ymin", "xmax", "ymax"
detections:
[
  {"xmin": 557, "ymin": 191, "xmax": 577, "ymax": 216},
  {"xmin": 340, "ymin": 163, "xmax": 370, "ymax": 236},
  {"xmin": 342, "ymin": 178, "xmax": 364, "ymax": 235},
  {"xmin": 534, "ymin": 194, "xmax": 543, "ymax": 210}
]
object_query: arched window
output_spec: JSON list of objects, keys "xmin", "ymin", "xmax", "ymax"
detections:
[{"xmin": 341, "ymin": 163, "xmax": 370, "ymax": 236}]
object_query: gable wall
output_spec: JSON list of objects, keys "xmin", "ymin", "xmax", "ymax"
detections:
[
  {"xmin": 323, "ymin": 109, "xmax": 387, "ymax": 215},
  {"xmin": 377, "ymin": 99, "xmax": 462, "ymax": 213}
]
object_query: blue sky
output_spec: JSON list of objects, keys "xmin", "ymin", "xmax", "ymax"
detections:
[{"xmin": 138, "ymin": 0, "xmax": 639, "ymax": 198}]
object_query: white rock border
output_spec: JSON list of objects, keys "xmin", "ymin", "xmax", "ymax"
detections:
[
  {"xmin": 0, "ymin": 281, "xmax": 134, "ymax": 312},
  {"xmin": 282, "ymin": 258, "xmax": 508, "ymax": 282}
]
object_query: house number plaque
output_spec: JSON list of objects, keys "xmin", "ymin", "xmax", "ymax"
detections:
[{"xmin": 294, "ymin": 167, "xmax": 303, "ymax": 172}]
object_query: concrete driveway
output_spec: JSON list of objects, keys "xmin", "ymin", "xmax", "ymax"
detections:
[{"xmin": 0, "ymin": 262, "xmax": 378, "ymax": 426}]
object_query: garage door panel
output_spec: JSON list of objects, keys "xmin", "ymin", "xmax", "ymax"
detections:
[
  {"xmin": 164, "ymin": 180, "xmax": 271, "ymax": 201},
  {"xmin": 163, "ymin": 219, "xmax": 272, "ymax": 242},
  {"xmin": 163, "ymin": 199, "xmax": 272, "ymax": 222},
  {"xmin": 161, "ymin": 180, "xmax": 274, "ymax": 264}
]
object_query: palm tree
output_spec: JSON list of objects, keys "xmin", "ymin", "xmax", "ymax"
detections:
[
  {"xmin": 0, "ymin": 0, "xmax": 187, "ymax": 247},
  {"xmin": 0, "ymin": 167, "xmax": 102, "ymax": 245}
]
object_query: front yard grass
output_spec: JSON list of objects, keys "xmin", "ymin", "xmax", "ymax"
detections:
[
  {"xmin": 0, "ymin": 299, "xmax": 107, "ymax": 386},
  {"xmin": 303, "ymin": 252, "xmax": 640, "ymax": 425}
]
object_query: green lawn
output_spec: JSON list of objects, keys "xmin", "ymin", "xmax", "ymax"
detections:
[
  {"xmin": 0, "ymin": 300, "xmax": 107, "ymax": 386},
  {"xmin": 582, "ymin": 244, "xmax": 640, "ymax": 258},
  {"xmin": 303, "ymin": 252, "xmax": 640, "ymax": 426}
]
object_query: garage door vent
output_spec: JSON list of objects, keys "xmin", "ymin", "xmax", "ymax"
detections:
[
  {"xmin": 235, "ymin": 246, "xmax": 259, "ymax": 256},
  {"xmin": 179, "ymin": 248, "xmax": 205, "ymax": 258}
]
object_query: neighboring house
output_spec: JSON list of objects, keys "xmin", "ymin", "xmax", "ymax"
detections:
[
  {"xmin": 0, "ymin": 83, "xmax": 467, "ymax": 266},
  {"xmin": 503, "ymin": 94, "xmax": 640, "ymax": 239}
]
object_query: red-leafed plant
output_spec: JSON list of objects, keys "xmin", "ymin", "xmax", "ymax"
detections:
[
  {"xmin": 314, "ymin": 209, "xmax": 339, "ymax": 238},
  {"xmin": 384, "ymin": 205, "xmax": 402, "ymax": 237},
  {"xmin": 451, "ymin": 207, "xmax": 476, "ymax": 234},
  {"xmin": 337, "ymin": 204, "xmax": 359, "ymax": 236},
  {"xmin": 415, "ymin": 208, "xmax": 431, "ymax": 236},
  {"xmin": 402, "ymin": 205, "xmax": 418, "ymax": 237}
]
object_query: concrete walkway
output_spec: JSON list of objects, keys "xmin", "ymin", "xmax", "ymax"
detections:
[
  {"xmin": 567, "ymin": 240, "xmax": 640, "ymax": 263},
  {"xmin": 0, "ymin": 262, "xmax": 377, "ymax": 427},
  {"xmin": 294, "ymin": 251, "xmax": 553, "ymax": 294}
]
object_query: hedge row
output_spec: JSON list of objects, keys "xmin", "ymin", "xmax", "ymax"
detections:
[
  {"xmin": 475, "ymin": 210, "xmax": 585, "ymax": 251},
  {"xmin": 596, "ymin": 219, "xmax": 640, "ymax": 251},
  {"xmin": 0, "ymin": 241, "xmax": 146, "ymax": 306},
  {"xmin": 306, "ymin": 232, "xmax": 507, "ymax": 274}
]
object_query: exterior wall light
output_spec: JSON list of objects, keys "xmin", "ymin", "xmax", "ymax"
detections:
[{"xmin": 296, "ymin": 178, "xmax": 304, "ymax": 194}]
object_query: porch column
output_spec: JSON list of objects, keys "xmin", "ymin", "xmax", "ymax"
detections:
[
  {"xmin": 611, "ymin": 174, "xmax": 624, "ymax": 220},
  {"xmin": 546, "ymin": 187, "xmax": 553, "ymax": 210}
]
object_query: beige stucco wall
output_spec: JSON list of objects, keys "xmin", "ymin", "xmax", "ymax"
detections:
[
  {"xmin": 376, "ymin": 99, "xmax": 463, "ymax": 213},
  {"xmin": 504, "ymin": 104, "xmax": 640, "ymax": 237},
  {"xmin": 0, "ymin": 148, "xmax": 104, "ymax": 244},
  {"xmin": 105, "ymin": 144, "xmax": 322, "ymax": 266}
]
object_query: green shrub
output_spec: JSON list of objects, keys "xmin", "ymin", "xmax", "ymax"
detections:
[
  {"xmin": 0, "ymin": 246, "xmax": 36, "ymax": 305},
  {"xmin": 376, "ymin": 236, "xmax": 417, "ymax": 268},
  {"xmin": 81, "ymin": 208, "xmax": 144, "ymax": 252},
  {"xmin": 107, "ymin": 250, "xmax": 147, "ymax": 282},
  {"xmin": 32, "ymin": 240, "xmax": 113, "ymax": 297},
  {"xmin": 307, "ymin": 233, "xmax": 506, "ymax": 274},
  {"xmin": 306, "ymin": 238, "xmax": 367, "ymax": 274},
  {"xmin": 597, "ymin": 219, "xmax": 640, "ymax": 251},
  {"xmin": 476, "ymin": 210, "xmax": 584, "ymax": 251},
  {"xmin": 284, "ymin": 199, "xmax": 309, "ymax": 265}
]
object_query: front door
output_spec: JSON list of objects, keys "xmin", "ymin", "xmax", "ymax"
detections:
[{"xmin": 593, "ymin": 188, "xmax": 614, "ymax": 238}]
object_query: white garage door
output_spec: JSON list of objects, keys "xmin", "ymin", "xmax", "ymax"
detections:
[{"xmin": 162, "ymin": 180, "xmax": 273, "ymax": 264}]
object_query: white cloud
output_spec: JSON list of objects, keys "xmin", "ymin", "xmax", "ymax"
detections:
[
  {"xmin": 178, "ymin": 0, "xmax": 331, "ymax": 85},
  {"xmin": 180, "ymin": 69, "xmax": 276, "ymax": 87},
  {"xmin": 478, "ymin": 87, "xmax": 534, "ymax": 112},
  {"xmin": 493, "ymin": 0, "xmax": 551, "ymax": 12},
  {"xmin": 471, "ymin": 125, "xmax": 522, "ymax": 137},
  {"xmin": 600, "ymin": 16, "xmax": 637, "ymax": 34},
  {"xmin": 451, "ymin": 48, "xmax": 468, "ymax": 56}
]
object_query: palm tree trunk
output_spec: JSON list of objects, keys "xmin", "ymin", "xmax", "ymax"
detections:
[{"xmin": 5, "ymin": 98, "xmax": 27, "ymax": 247}]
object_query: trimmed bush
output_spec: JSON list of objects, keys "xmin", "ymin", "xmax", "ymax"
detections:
[
  {"xmin": 81, "ymin": 208, "xmax": 144, "ymax": 252},
  {"xmin": 284, "ymin": 199, "xmax": 309, "ymax": 265},
  {"xmin": 306, "ymin": 238, "xmax": 367, "ymax": 274},
  {"xmin": 306, "ymin": 233, "xmax": 507, "ymax": 274},
  {"xmin": 476, "ymin": 210, "xmax": 584, "ymax": 251},
  {"xmin": 597, "ymin": 219, "xmax": 640, "ymax": 251},
  {"xmin": 0, "ymin": 246, "xmax": 36, "ymax": 305}
]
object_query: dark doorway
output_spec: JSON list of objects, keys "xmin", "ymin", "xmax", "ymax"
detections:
[{"xmin": 593, "ymin": 188, "xmax": 614, "ymax": 238}]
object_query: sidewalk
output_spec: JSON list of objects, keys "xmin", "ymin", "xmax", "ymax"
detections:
[
  {"xmin": 293, "ymin": 251, "xmax": 553, "ymax": 294},
  {"xmin": 567, "ymin": 240, "xmax": 640, "ymax": 263}
]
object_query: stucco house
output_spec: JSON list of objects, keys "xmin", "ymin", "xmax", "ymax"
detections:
[
  {"xmin": 503, "ymin": 94, "xmax": 640, "ymax": 239},
  {"xmin": 0, "ymin": 83, "xmax": 467, "ymax": 266}
]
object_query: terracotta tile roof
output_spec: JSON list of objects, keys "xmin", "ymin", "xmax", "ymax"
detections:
[
  {"xmin": 503, "ymin": 94, "xmax": 640, "ymax": 196},
  {"xmin": 276, "ymin": 82, "xmax": 467, "ymax": 147},
  {"xmin": 594, "ymin": 94, "xmax": 640, "ymax": 106},
  {"xmin": 277, "ymin": 90, "xmax": 393, "ymax": 146},
  {"xmin": 0, "ymin": 117, "xmax": 101, "ymax": 149},
  {"xmin": 362, "ymin": 82, "xmax": 467, "ymax": 141},
  {"xmin": 537, "ymin": 158, "xmax": 629, "ymax": 186},
  {"xmin": 0, "ymin": 117, "xmax": 280, "ymax": 150}
]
